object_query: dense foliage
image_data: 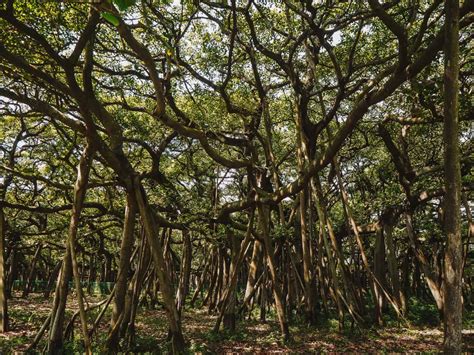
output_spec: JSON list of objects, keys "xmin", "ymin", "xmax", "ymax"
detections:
[{"xmin": 0, "ymin": 0, "xmax": 472, "ymax": 353}]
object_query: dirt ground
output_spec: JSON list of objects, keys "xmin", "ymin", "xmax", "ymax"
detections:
[{"xmin": 1, "ymin": 293, "xmax": 473, "ymax": 353}]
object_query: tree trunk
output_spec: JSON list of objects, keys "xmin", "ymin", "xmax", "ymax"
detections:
[
  {"xmin": 222, "ymin": 228, "xmax": 240, "ymax": 331},
  {"xmin": 257, "ymin": 203, "xmax": 290, "ymax": 341},
  {"xmin": 244, "ymin": 240, "xmax": 263, "ymax": 305},
  {"xmin": 462, "ymin": 194, "xmax": 473, "ymax": 273},
  {"xmin": 405, "ymin": 212, "xmax": 444, "ymax": 312},
  {"xmin": 6, "ymin": 246, "xmax": 18, "ymax": 298},
  {"xmin": 300, "ymin": 186, "xmax": 316, "ymax": 324},
  {"xmin": 383, "ymin": 222, "xmax": 405, "ymax": 314},
  {"xmin": 190, "ymin": 252, "xmax": 211, "ymax": 307},
  {"xmin": 214, "ymin": 210, "xmax": 254, "ymax": 332},
  {"xmin": 313, "ymin": 178, "xmax": 345, "ymax": 329},
  {"xmin": 133, "ymin": 179, "xmax": 185, "ymax": 353},
  {"xmin": 48, "ymin": 246, "xmax": 72, "ymax": 354},
  {"xmin": 123, "ymin": 228, "xmax": 150, "ymax": 343},
  {"xmin": 0, "ymin": 208, "xmax": 8, "ymax": 332},
  {"xmin": 44, "ymin": 261, "xmax": 62, "ymax": 299},
  {"xmin": 176, "ymin": 230, "xmax": 192, "ymax": 315},
  {"xmin": 107, "ymin": 191, "xmax": 136, "ymax": 352},
  {"xmin": 374, "ymin": 224, "xmax": 386, "ymax": 326},
  {"xmin": 68, "ymin": 142, "xmax": 95, "ymax": 354},
  {"xmin": 443, "ymin": 0, "xmax": 462, "ymax": 351},
  {"xmin": 203, "ymin": 250, "xmax": 218, "ymax": 307},
  {"xmin": 23, "ymin": 243, "xmax": 43, "ymax": 298}
]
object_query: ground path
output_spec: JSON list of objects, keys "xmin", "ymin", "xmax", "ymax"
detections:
[{"xmin": 1, "ymin": 293, "xmax": 473, "ymax": 353}]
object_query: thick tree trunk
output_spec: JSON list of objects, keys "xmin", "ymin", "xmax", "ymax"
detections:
[{"xmin": 443, "ymin": 0, "xmax": 462, "ymax": 352}]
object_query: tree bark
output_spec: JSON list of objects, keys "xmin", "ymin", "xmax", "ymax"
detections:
[
  {"xmin": 176, "ymin": 230, "xmax": 192, "ymax": 315},
  {"xmin": 23, "ymin": 243, "xmax": 43, "ymax": 298},
  {"xmin": 48, "ymin": 246, "xmax": 72, "ymax": 353},
  {"xmin": 462, "ymin": 195, "xmax": 473, "ymax": 273},
  {"xmin": 313, "ymin": 177, "xmax": 345, "ymax": 329},
  {"xmin": 335, "ymin": 162, "xmax": 403, "ymax": 318},
  {"xmin": 222, "ymin": 228, "xmax": 240, "ymax": 331},
  {"xmin": 44, "ymin": 261, "xmax": 62, "ymax": 299},
  {"xmin": 244, "ymin": 240, "xmax": 263, "ymax": 305},
  {"xmin": 299, "ymin": 186, "xmax": 316, "ymax": 324},
  {"xmin": 190, "ymin": 252, "xmax": 211, "ymax": 307},
  {"xmin": 133, "ymin": 179, "xmax": 185, "ymax": 353},
  {"xmin": 443, "ymin": 0, "xmax": 462, "ymax": 352},
  {"xmin": 123, "ymin": 228, "xmax": 150, "ymax": 343},
  {"xmin": 0, "ymin": 208, "xmax": 8, "ymax": 332},
  {"xmin": 405, "ymin": 212, "xmax": 444, "ymax": 312},
  {"xmin": 383, "ymin": 222, "xmax": 405, "ymax": 314},
  {"xmin": 374, "ymin": 224, "xmax": 386, "ymax": 326},
  {"xmin": 107, "ymin": 191, "xmax": 136, "ymax": 352},
  {"xmin": 68, "ymin": 142, "xmax": 95, "ymax": 355},
  {"xmin": 257, "ymin": 203, "xmax": 290, "ymax": 341},
  {"xmin": 214, "ymin": 210, "xmax": 254, "ymax": 332}
]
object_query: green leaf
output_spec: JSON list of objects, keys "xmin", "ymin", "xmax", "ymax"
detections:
[
  {"xmin": 101, "ymin": 12, "xmax": 120, "ymax": 27},
  {"xmin": 113, "ymin": 0, "xmax": 136, "ymax": 11}
]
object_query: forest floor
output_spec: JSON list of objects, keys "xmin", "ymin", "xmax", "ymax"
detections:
[{"xmin": 1, "ymin": 292, "xmax": 473, "ymax": 353}]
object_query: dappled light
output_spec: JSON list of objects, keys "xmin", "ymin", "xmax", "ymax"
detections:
[{"xmin": 0, "ymin": 0, "xmax": 472, "ymax": 353}]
